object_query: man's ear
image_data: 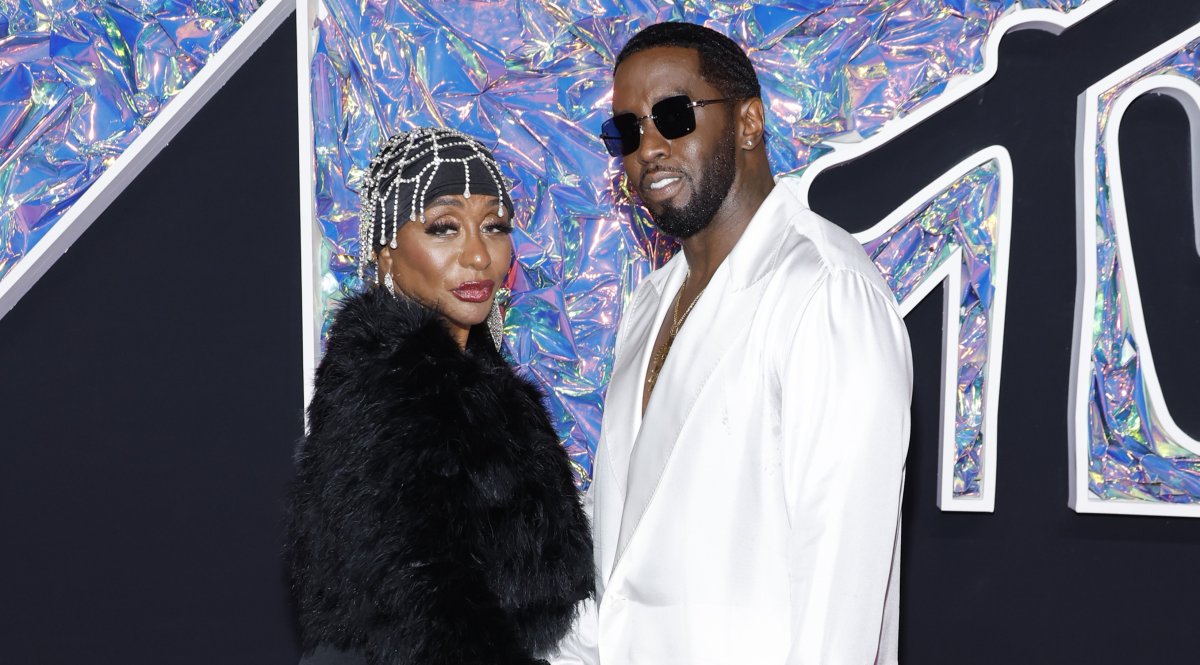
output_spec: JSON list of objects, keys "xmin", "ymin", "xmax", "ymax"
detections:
[{"xmin": 737, "ymin": 97, "xmax": 766, "ymax": 150}]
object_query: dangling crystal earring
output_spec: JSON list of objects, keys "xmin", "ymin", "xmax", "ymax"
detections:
[
  {"xmin": 383, "ymin": 272, "xmax": 395, "ymax": 296},
  {"xmin": 487, "ymin": 300, "xmax": 504, "ymax": 350}
]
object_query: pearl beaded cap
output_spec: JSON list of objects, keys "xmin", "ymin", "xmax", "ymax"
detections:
[{"xmin": 357, "ymin": 127, "xmax": 509, "ymax": 282}]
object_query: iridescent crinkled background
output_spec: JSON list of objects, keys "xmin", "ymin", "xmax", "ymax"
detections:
[
  {"xmin": 310, "ymin": 0, "xmax": 1087, "ymax": 489},
  {"xmin": 0, "ymin": 0, "xmax": 262, "ymax": 278},
  {"xmin": 10, "ymin": 0, "xmax": 1185, "ymax": 505},
  {"xmin": 1088, "ymin": 41, "xmax": 1200, "ymax": 503},
  {"xmin": 865, "ymin": 159, "xmax": 1003, "ymax": 499}
]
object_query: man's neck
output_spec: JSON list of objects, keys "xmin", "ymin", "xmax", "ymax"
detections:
[{"xmin": 679, "ymin": 170, "xmax": 775, "ymax": 286}]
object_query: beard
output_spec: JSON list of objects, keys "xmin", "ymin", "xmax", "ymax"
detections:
[{"xmin": 646, "ymin": 130, "xmax": 738, "ymax": 239}]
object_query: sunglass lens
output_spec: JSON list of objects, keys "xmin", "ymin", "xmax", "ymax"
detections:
[
  {"xmin": 601, "ymin": 120, "xmax": 624, "ymax": 157},
  {"xmin": 614, "ymin": 114, "xmax": 641, "ymax": 156},
  {"xmin": 602, "ymin": 114, "xmax": 640, "ymax": 157},
  {"xmin": 653, "ymin": 96, "xmax": 697, "ymax": 140}
]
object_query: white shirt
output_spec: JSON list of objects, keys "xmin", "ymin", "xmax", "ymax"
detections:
[{"xmin": 551, "ymin": 176, "xmax": 912, "ymax": 665}]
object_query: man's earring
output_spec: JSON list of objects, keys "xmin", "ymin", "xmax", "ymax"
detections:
[
  {"xmin": 383, "ymin": 272, "xmax": 395, "ymax": 295},
  {"xmin": 744, "ymin": 140, "xmax": 753, "ymax": 148}
]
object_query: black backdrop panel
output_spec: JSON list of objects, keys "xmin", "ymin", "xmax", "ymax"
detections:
[
  {"xmin": 0, "ymin": 17, "xmax": 302, "ymax": 664},
  {"xmin": 2, "ymin": 1, "xmax": 1200, "ymax": 662},
  {"xmin": 810, "ymin": 0, "xmax": 1200, "ymax": 661}
]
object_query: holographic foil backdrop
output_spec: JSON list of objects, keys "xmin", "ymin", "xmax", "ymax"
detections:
[
  {"xmin": 311, "ymin": 0, "xmax": 1089, "ymax": 487},
  {"xmin": 1086, "ymin": 41, "xmax": 1200, "ymax": 504},
  {"xmin": 865, "ymin": 158, "xmax": 1003, "ymax": 499},
  {"xmin": 0, "ymin": 0, "xmax": 262, "ymax": 278}
]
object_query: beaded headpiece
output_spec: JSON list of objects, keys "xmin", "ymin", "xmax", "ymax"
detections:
[{"xmin": 357, "ymin": 127, "xmax": 511, "ymax": 282}]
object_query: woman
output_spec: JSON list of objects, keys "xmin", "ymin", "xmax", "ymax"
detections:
[{"xmin": 288, "ymin": 128, "xmax": 594, "ymax": 665}]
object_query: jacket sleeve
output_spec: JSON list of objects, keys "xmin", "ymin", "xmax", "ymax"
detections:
[
  {"xmin": 291, "ymin": 353, "xmax": 550, "ymax": 665},
  {"xmin": 546, "ymin": 487, "xmax": 600, "ymax": 665},
  {"xmin": 547, "ymin": 598, "xmax": 599, "ymax": 665},
  {"xmin": 778, "ymin": 269, "xmax": 912, "ymax": 665},
  {"xmin": 367, "ymin": 472, "xmax": 551, "ymax": 665},
  {"xmin": 460, "ymin": 375, "xmax": 596, "ymax": 659}
]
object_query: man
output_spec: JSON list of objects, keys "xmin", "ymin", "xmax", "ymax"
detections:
[{"xmin": 552, "ymin": 22, "xmax": 912, "ymax": 665}]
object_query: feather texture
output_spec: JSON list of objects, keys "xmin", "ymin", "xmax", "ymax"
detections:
[{"xmin": 287, "ymin": 289, "xmax": 594, "ymax": 665}]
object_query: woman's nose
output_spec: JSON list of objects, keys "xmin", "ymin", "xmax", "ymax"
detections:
[{"xmin": 461, "ymin": 232, "xmax": 492, "ymax": 270}]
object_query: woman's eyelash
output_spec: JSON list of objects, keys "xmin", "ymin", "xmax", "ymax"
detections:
[
  {"xmin": 424, "ymin": 220, "xmax": 457, "ymax": 235},
  {"xmin": 422, "ymin": 218, "xmax": 511, "ymax": 235}
]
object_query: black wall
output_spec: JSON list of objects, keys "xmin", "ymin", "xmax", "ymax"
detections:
[
  {"xmin": 0, "ymin": 18, "xmax": 303, "ymax": 663},
  {"xmin": 809, "ymin": 0, "xmax": 1200, "ymax": 661},
  {"xmin": 2, "ymin": 1, "xmax": 1199, "ymax": 662}
]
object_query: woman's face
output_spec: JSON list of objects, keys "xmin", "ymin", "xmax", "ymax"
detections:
[{"xmin": 378, "ymin": 193, "xmax": 513, "ymax": 345}]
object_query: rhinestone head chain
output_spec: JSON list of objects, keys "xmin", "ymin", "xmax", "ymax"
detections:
[{"xmin": 357, "ymin": 127, "xmax": 510, "ymax": 283}]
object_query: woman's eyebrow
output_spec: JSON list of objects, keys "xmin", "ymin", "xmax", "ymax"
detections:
[
  {"xmin": 426, "ymin": 194, "xmax": 499, "ymax": 208},
  {"xmin": 426, "ymin": 195, "xmax": 464, "ymax": 208}
]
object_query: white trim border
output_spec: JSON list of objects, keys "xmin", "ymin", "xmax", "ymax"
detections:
[
  {"xmin": 853, "ymin": 146, "xmax": 1013, "ymax": 513},
  {"xmin": 795, "ymin": 1, "xmax": 1111, "ymax": 511},
  {"xmin": 793, "ymin": 1, "xmax": 1115, "ymax": 203},
  {"xmin": 298, "ymin": 0, "xmax": 323, "ymax": 413},
  {"xmin": 0, "ymin": 0, "xmax": 296, "ymax": 320},
  {"xmin": 1070, "ymin": 21, "xmax": 1200, "ymax": 517}
]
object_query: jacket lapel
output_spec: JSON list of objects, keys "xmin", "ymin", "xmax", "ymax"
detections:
[
  {"xmin": 612, "ymin": 269, "xmax": 764, "ymax": 569},
  {"xmin": 598, "ymin": 261, "xmax": 684, "ymax": 499},
  {"xmin": 609, "ymin": 178, "xmax": 803, "ymax": 576}
]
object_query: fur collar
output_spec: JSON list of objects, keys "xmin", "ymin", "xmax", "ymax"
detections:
[
  {"xmin": 288, "ymin": 287, "xmax": 594, "ymax": 665},
  {"xmin": 321, "ymin": 286, "xmax": 500, "ymax": 366}
]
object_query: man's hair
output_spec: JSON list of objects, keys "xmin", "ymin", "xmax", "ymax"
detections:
[{"xmin": 614, "ymin": 22, "xmax": 761, "ymax": 100}]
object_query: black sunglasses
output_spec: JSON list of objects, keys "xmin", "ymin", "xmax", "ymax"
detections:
[{"xmin": 600, "ymin": 95, "xmax": 743, "ymax": 157}]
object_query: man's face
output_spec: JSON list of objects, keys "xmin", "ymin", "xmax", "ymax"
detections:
[{"xmin": 611, "ymin": 47, "xmax": 738, "ymax": 239}]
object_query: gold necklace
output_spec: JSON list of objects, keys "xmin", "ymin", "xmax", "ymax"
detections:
[{"xmin": 645, "ymin": 271, "xmax": 705, "ymax": 398}]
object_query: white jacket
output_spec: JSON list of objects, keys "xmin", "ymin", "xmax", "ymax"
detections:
[{"xmin": 551, "ymin": 177, "xmax": 912, "ymax": 665}]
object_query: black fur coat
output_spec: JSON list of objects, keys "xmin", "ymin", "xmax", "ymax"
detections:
[{"xmin": 287, "ymin": 288, "xmax": 594, "ymax": 665}]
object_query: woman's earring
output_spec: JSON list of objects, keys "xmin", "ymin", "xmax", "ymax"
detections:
[
  {"xmin": 383, "ymin": 272, "xmax": 395, "ymax": 296},
  {"xmin": 487, "ymin": 299, "xmax": 504, "ymax": 350}
]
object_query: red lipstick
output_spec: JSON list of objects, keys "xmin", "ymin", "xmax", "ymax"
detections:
[{"xmin": 451, "ymin": 280, "xmax": 495, "ymax": 303}]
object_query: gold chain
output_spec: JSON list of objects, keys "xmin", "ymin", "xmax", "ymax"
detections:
[{"xmin": 645, "ymin": 271, "xmax": 705, "ymax": 398}]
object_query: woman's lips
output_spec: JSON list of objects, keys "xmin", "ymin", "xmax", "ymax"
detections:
[{"xmin": 451, "ymin": 280, "xmax": 495, "ymax": 303}]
